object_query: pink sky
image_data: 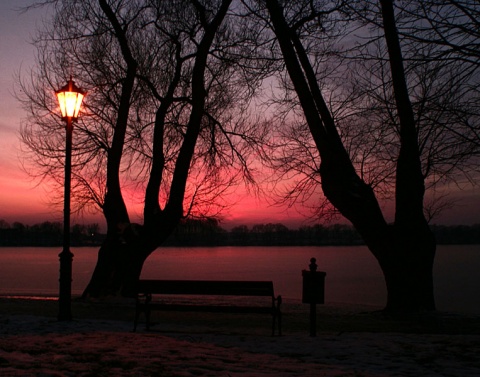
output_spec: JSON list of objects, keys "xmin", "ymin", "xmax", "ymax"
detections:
[
  {"xmin": 0, "ymin": 1, "xmax": 307, "ymax": 230},
  {"xmin": 0, "ymin": 1, "xmax": 52, "ymax": 224},
  {"xmin": 0, "ymin": 1, "xmax": 479, "ymax": 230}
]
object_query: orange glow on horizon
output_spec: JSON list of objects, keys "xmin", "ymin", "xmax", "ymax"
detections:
[
  {"xmin": 1, "ymin": 165, "xmax": 480, "ymax": 230},
  {"xmin": 0, "ymin": 169, "xmax": 309, "ymax": 230}
]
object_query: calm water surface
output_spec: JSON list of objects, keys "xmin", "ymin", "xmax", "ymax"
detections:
[{"xmin": 0, "ymin": 245, "xmax": 479, "ymax": 314}]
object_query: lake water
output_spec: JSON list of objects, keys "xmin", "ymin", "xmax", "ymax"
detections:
[{"xmin": 0, "ymin": 245, "xmax": 479, "ymax": 314}]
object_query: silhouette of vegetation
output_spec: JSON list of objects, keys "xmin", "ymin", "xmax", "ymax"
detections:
[
  {"xmin": 2, "ymin": 219, "xmax": 479, "ymax": 247},
  {"xmin": 17, "ymin": 1, "xmax": 480, "ymax": 311},
  {"xmin": 0, "ymin": 220, "xmax": 103, "ymax": 246},
  {"xmin": 146, "ymin": 220, "xmax": 480, "ymax": 246},
  {"xmin": 19, "ymin": 0, "xmax": 269, "ymax": 298},
  {"xmin": 260, "ymin": 0, "xmax": 479, "ymax": 313}
]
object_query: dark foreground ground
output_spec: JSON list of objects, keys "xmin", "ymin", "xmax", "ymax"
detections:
[
  {"xmin": 1, "ymin": 297, "xmax": 480, "ymax": 376},
  {"xmin": 1, "ymin": 296, "xmax": 480, "ymax": 335}
]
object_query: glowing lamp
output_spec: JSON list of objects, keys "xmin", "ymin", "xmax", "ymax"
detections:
[{"xmin": 56, "ymin": 77, "xmax": 85, "ymax": 120}]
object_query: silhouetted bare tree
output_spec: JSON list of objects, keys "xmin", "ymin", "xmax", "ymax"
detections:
[
  {"xmin": 18, "ymin": 0, "xmax": 480, "ymax": 310},
  {"xmin": 19, "ymin": 0, "xmax": 269, "ymax": 297},
  {"xmin": 259, "ymin": 0, "xmax": 479, "ymax": 312}
]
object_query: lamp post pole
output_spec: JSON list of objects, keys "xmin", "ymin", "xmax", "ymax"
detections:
[
  {"xmin": 56, "ymin": 77, "xmax": 85, "ymax": 321},
  {"xmin": 58, "ymin": 116, "xmax": 73, "ymax": 321}
]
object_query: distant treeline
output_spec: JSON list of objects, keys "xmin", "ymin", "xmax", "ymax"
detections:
[
  {"xmin": 0, "ymin": 220, "xmax": 103, "ymax": 247},
  {"xmin": 165, "ymin": 220, "xmax": 365, "ymax": 246},
  {"xmin": 1, "ymin": 218, "xmax": 480, "ymax": 247},
  {"xmin": 165, "ymin": 219, "xmax": 480, "ymax": 246}
]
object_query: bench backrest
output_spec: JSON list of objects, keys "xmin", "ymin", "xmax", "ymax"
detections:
[{"xmin": 137, "ymin": 280, "xmax": 275, "ymax": 297}]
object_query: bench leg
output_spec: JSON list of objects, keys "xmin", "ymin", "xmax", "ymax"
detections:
[
  {"xmin": 133, "ymin": 304, "xmax": 149, "ymax": 332},
  {"xmin": 133, "ymin": 309, "xmax": 140, "ymax": 332},
  {"xmin": 145, "ymin": 307, "xmax": 151, "ymax": 331},
  {"xmin": 272, "ymin": 295, "xmax": 282, "ymax": 336},
  {"xmin": 278, "ymin": 311, "xmax": 282, "ymax": 336},
  {"xmin": 271, "ymin": 312, "xmax": 282, "ymax": 336}
]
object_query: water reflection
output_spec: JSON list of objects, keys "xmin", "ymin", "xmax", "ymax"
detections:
[{"xmin": 0, "ymin": 245, "xmax": 479, "ymax": 314}]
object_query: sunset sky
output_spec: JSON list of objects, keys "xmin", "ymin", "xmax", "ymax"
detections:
[{"xmin": 1, "ymin": 0, "xmax": 479, "ymax": 230}]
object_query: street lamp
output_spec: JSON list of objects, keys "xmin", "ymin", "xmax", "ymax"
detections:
[{"xmin": 56, "ymin": 77, "xmax": 85, "ymax": 321}]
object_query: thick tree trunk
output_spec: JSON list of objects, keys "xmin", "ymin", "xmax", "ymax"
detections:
[
  {"xmin": 82, "ymin": 224, "xmax": 150, "ymax": 298},
  {"xmin": 378, "ymin": 0, "xmax": 436, "ymax": 312},
  {"xmin": 266, "ymin": 0, "xmax": 436, "ymax": 314},
  {"xmin": 82, "ymin": 0, "xmax": 233, "ymax": 299},
  {"xmin": 380, "ymin": 233, "xmax": 436, "ymax": 312},
  {"xmin": 81, "ymin": 1, "xmax": 139, "ymax": 298},
  {"xmin": 321, "ymin": 158, "xmax": 436, "ymax": 313}
]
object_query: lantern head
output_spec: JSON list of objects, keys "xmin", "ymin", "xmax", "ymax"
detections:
[{"xmin": 56, "ymin": 77, "xmax": 86, "ymax": 120}]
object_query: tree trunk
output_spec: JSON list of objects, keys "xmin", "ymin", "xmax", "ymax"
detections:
[
  {"xmin": 380, "ymin": 232, "xmax": 436, "ymax": 312},
  {"xmin": 321, "ymin": 157, "xmax": 436, "ymax": 313},
  {"xmin": 82, "ymin": 224, "xmax": 149, "ymax": 298},
  {"xmin": 82, "ymin": 0, "xmax": 233, "ymax": 299},
  {"xmin": 82, "ymin": 0, "xmax": 140, "ymax": 298},
  {"xmin": 266, "ymin": 0, "xmax": 436, "ymax": 313}
]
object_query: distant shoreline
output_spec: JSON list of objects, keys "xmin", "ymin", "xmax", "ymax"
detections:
[{"xmin": 1, "ymin": 221, "xmax": 480, "ymax": 247}]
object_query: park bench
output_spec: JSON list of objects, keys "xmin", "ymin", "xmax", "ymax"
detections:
[{"xmin": 133, "ymin": 279, "xmax": 282, "ymax": 335}]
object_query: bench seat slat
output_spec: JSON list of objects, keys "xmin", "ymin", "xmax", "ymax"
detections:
[
  {"xmin": 136, "ymin": 280, "xmax": 274, "ymax": 296},
  {"xmin": 139, "ymin": 303, "xmax": 275, "ymax": 314}
]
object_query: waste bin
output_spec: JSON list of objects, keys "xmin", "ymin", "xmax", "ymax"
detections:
[
  {"xmin": 302, "ymin": 269, "xmax": 326, "ymax": 304},
  {"xmin": 302, "ymin": 257, "xmax": 326, "ymax": 336}
]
